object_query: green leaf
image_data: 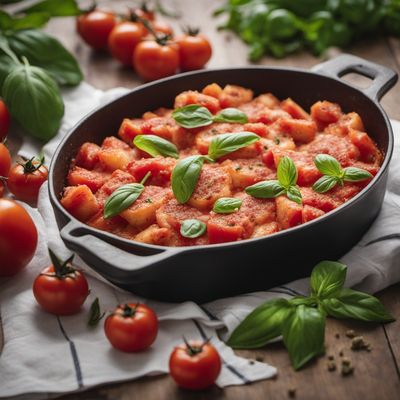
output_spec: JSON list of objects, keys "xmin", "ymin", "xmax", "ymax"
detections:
[
  {"xmin": 1, "ymin": 12, "xmax": 50, "ymax": 30},
  {"xmin": 208, "ymin": 131, "xmax": 260, "ymax": 160},
  {"xmin": 133, "ymin": 134, "xmax": 179, "ymax": 159},
  {"xmin": 286, "ymin": 185, "xmax": 302, "ymax": 204},
  {"xmin": 7, "ymin": 29, "xmax": 83, "ymax": 86},
  {"xmin": 322, "ymin": 288, "xmax": 395, "ymax": 323},
  {"xmin": 310, "ymin": 261, "xmax": 347, "ymax": 299},
  {"xmin": 245, "ymin": 180, "xmax": 285, "ymax": 199},
  {"xmin": 343, "ymin": 167, "xmax": 373, "ymax": 182},
  {"xmin": 88, "ymin": 297, "xmax": 105, "ymax": 327},
  {"xmin": 172, "ymin": 104, "xmax": 213, "ymax": 129},
  {"xmin": 2, "ymin": 59, "xmax": 64, "ymax": 140},
  {"xmin": 0, "ymin": 10, "xmax": 13, "ymax": 29},
  {"xmin": 104, "ymin": 183, "xmax": 145, "ymax": 218},
  {"xmin": 277, "ymin": 156, "xmax": 298, "ymax": 188},
  {"xmin": 283, "ymin": 305, "xmax": 326, "ymax": 370},
  {"xmin": 213, "ymin": 108, "xmax": 248, "ymax": 124},
  {"xmin": 314, "ymin": 154, "xmax": 343, "ymax": 177},
  {"xmin": 312, "ymin": 175, "xmax": 339, "ymax": 193},
  {"xmin": 213, "ymin": 197, "xmax": 242, "ymax": 214},
  {"xmin": 0, "ymin": 53, "xmax": 17, "ymax": 89},
  {"xmin": 171, "ymin": 155, "xmax": 206, "ymax": 204},
  {"xmin": 21, "ymin": 0, "xmax": 81, "ymax": 17},
  {"xmin": 228, "ymin": 299, "xmax": 293, "ymax": 349},
  {"xmin": 180, "ymin": 219, "xmax": 207, "ymax": 238}
]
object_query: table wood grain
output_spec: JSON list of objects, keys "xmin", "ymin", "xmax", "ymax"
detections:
[{"xmin": 1, "ymin": 1, "xmax": 400, "ymax": 399}]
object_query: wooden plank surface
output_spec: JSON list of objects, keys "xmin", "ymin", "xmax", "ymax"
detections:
[{"xmin": 1, "ymin": 1, "xmax": 400, "ymax": 399}]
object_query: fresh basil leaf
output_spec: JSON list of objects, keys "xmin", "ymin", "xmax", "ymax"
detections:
[
  {"xmin": 314, "ymin": 154, "xmax": 343, "ymax": 177},
  {"xmin": 213, "ymin": 108, "xmax": 248, "ymax": 124},
  {"xmin": 7, "ymin": 29, "xmax": 83, "ymax": 86},
  {"xmin": 322, "ymin": 288, "xmax": 394, "ymax": 322},
  {"xmin": 172, "ymin": 104, "xmax": 213, "ymax": 129},
  {"xmin": 283, "ymin": 305, "xmax": 326, "ymax": 370},
  {"xmin": 228, "ymin": 299, "xmax": 293, "ymax": 349},
  {"xmin": 277, "ymin": 156, "xmax": 298, "ymax": 187},
  {"xmin": 133, "ymin": 134, "xmax": 179, "ymax": 159},
  {"xmin": 21, "ymin": 0, "xmax": 81, "ymax": 17},
  {"xmin": 0, "ymin": 10, "xmax": 13, "ymax": 29},
  {"xmin": 286, "ymin": 185, "xmax": 302, "ymax": 204},
  {"xmin": 213, "ymin": 197, "xmax": 242, "ymax": 214},
  {"xmin": 245, "ymin": 180, "xmax": 285, "ymax": 199},
  {"xmin": 290, "ymin": 296, "xmax": 317, "ymax": 306},
  {"xmin": 343, "ymin": 167, "xmax": 373, "ymax": 182},
  {"xmin": 312, "ymin": 175, "xmax": 339, "ymax": 193},
  {"xmin": 171, "ymin": 155, "xmax": 205, "ymax": 204},
  {"xmin": 104, "ymin": 183, "xmax": 145, "ymax": 218},
  {"xmin": 0, "ymin": 52, "xmax": 19, "ymax": 90},
  {"xmin": 7, "ymin": 12, "xmax": 50, "ymax": 30},
  {"xmin": 310, "ymin": 261, "xmax": 347, "ymax": 299},
  {"xmin": 180, "ymin": 219, "xmax": 207, "ymax": 238},
  {"xmin": 2, "ymin": 60, "xmax": 64, "ymax": 140},
  {"xmin": 208, "ymin": 131, "xmax": 260, "ymax": 160},
  {"xmin": 88, "ymin": 297, "xmax": 105, "ymax": 327}
]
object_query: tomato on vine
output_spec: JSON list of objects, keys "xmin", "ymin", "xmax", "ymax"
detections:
[
  {"xmin": 169, "ymin": 338, "xmax": 222, "ymax": 390},
  {"xmin": 104, "ymin": 303, "xmax": 159, "ymax": 352},
  {"xmin": 7, "ymin": 156, "xmax": 48, "ymax": 202},
  {"xmin": 77, "ymin": 9, "xmax": 117, "ymax": 49},
  {"xmin": 0, "ymin": 198, "xmax": 38, "ymax": 277},
  {"xmin": 33, "ymin": 250, "xmax": 89, "ymax": 315},
  {"xmin": 0, "ymin": 100, "xmax": 10, "ymax": 141},
  {"xmin": 132, "ymin": 2, "xmax": 155, "ymax": 21},
  {"xmin": 176, "ymin": 27, "xmax": 212, "ymax": 71},
  {"xmin": 0, "ymin": 141, "xmax": 11, "ymax": 178}
]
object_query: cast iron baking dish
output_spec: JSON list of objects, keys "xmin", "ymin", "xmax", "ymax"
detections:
[{"xmin": 49, "ymin": 54, "xmax": 398, "ymax": 303}]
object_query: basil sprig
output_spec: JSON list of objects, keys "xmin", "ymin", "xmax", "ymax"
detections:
[
  {"xmin": 228, "ymin": 261, "xmax": 394, "ymax": 370},
  {"xmin": 180, "ymin": 219, "xmax": 207, "ymax": 238},
  {"xmin": 104, "ymin": 172, "xmax": 151, "ymax": 218},
  {"xmin": 312, "ymin": 154, "xmax": 373, "ymax": 193},
  {"xmin": 172, "ymin": 104, "xmax": 248, "ymax": 128},
  {"xmin": 208, "ymin": 131, "xmax": 259, "ymax": 160},
  {"xmin": 133, "ymin": 134, "xmax": 179, "ymax": 159},
  {"xmin": 213, "ymin": 197, "xmax": 242, "ymax": 214},
  {"xmin": 245, "ymin": 156, "xmax": 302, "ymax": 204}
]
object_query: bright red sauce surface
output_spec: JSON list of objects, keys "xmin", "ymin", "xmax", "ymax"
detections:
[{"xmin": 61, "ymin": 83, "xmax": 381, "ymax": 246}]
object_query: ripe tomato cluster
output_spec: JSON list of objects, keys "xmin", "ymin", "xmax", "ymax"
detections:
[{"xmin": 76, "ymin": 4, "xmax": 212, "ymax": 81}]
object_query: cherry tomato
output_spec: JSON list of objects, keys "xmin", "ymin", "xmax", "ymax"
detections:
[
  {"xmin": 176, "ymin": 29, "xmax": 212, "ymax": 71},
  {"xmin": 0, "ymin": 198, "xmax": 38, "ymax": 277},
  {"xmin": 108, "ymin": 21, "xmax": 146, "ymax": 66},
  {"xmin": 0, "ymin": 181, "xmax": 4, "ymax": 197},
  {"xmin": 104, "ymin": 303, "xmax": 158, "ymax": 352},
  {"xmin": 0, "ymin": 100, "xmax": 10, "ymax": 141},
  {"xmin": 77, "ymin": 10, "xmax": 117, "ymax": 49},
  {"xmin": 169, "ymin": 339, "xmax": 222, "ymax": 390},
  {"xmin": 8, "ymin": 156, "xmax": 48, "ymax": 202},
  {"xmin": 147, "ymin": 21, "xmax": 174, "ymax": 37},
  {"xmin": 33, "ymin": 251, "xmax": 89, "ymax": 315},
  {"xmin": 133, "ymin": 3, "xmax": 155, "ymax": 21},
  {"xmin": 0, "ymin": 142, "xmax": 11, "ymax": 177},
  {"xmin": 133, "ymin": 40, "xmax": 179, "ymax": 81}
]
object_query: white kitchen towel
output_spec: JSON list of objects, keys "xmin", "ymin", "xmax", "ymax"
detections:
[{"xmin": 1, "ymin": 83, "xmax": 400, "ymax": 399}]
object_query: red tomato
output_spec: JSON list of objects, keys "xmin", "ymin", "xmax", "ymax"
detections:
[
  {"xmin": 0, "ymin": 199, "xmax": 38, "ymax": 277},
  {"xmin": 0, "ymin": 142, "xmax": 11, "ymax": 177},
  {"xmin": 176, "ymin": 29, "xmax": 212, "ymax": 71},
  {"xmin": 33, "ymin": 253, "xmax": 89, "ymax": 315},
  {"xmin": 0, "ymin": 100, "xmax": 10, "ymax": 141},
  {"xmin": 169, "ymin": 339, "xmax": 222, "ymax": 390},
  {"xmin": 7, "ymin": 157, "xmax": 48, "ymax": 202},
  {"xmin": 133, "ymin": 4, "xmax": 155, "ymax": 21},
  {"xmin": 108, "ymin": 21, "xmax": 146, "ymax": 66},
  {"xmin": 104, "ymin": 303, "xmax": 158, "ymax": 352},
  {"xmin": 77, "ymin": 10, "xmax": 117, "ymax": 49},
  {"xmin": 0, "ymin": 181, "xmax": 4, "ymax": 197},
  {"xmin": 133, "ymin": 40, "xmax": 179, "ymax": 81},
  {"xmin": 149, "ymin": 21, "xmax": 174, "ymax": 37}
]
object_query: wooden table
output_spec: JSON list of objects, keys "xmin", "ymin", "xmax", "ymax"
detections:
[{"xmin": 3, "ymin": 1, "xmax": 400, "ymax": 399}]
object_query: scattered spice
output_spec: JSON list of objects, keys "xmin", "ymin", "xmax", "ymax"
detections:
[
  {"xmin": 274, "ymin": 136, "xmax": 281, "ymax": 144},
  {"xmin": 288, "ymin": 388, "xmax": 296, "ymax": 398},
  {"xmin": 345, "ymin": 329, "xmax": 356, "ymax": 338},
  {"xmin": 351, "ymin": 336, "xmax": 370, "ymax": 351},
  {"xmin": 335, "ymin": 333, "xmax": 340, "ymax": 339},
  {"xmin": 341, "ymin": 357, "xmax": 354, "ymax": 376},
  {"xmin": 327, "ymin": 360, "xmax": 337, "ymax": 372},
  {"xmin": 342, "ymin": 357, "xmax": 351, "ymax": 366},
  {"xmin": 339, "ymin": 350, "xmax": 344, "ymax": 357},
  {"xmin": 328, "ymin": 354, "xmax": 334, "ymax": 361},
  {"xmin": 256, "ymin": 355, "xmax": 264, "ymax": 362}
]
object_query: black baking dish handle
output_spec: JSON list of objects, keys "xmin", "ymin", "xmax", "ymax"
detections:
[
  {"xmin": 60, "ymin": 220, "xmax": 180, "ymax": 278},
  {"xmin": 312, "ymin": 54, "xmax": 398, "ymax": 101}
]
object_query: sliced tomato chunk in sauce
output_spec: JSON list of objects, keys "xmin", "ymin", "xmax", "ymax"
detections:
[
  {"xmin": 208, "ymin": 212, "xmax": 253, "ymax": 244},
  {"xmin": 67, "ymin": 166, "xmax": 110, "ymax": 193},
  {"xmin": 61, "ymin": 185, "xmax": 100, "ymax": 221}
]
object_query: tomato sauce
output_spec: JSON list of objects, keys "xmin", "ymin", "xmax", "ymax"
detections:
[{"xmin": 61, "ymin": 83, "xmax": 381, "ymax": 246}]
